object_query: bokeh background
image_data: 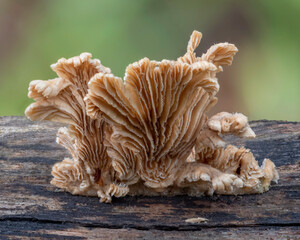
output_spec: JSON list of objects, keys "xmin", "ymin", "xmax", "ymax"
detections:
[{"xmin": 0, "ymin": 0, "xmax": 299, "ymax": 120}]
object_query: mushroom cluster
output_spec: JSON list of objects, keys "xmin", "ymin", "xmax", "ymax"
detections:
[{"xmin": 25, "ymin": 31, "xmax": 278, "ymax": 203}]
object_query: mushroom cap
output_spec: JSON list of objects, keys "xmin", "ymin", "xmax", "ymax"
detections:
[
  {"xmin": 25, "ymin": 31, "xmax": 277, "ymax": 201},
  {"xmin": 85, "ymin": 31, "xmax": 238, "ymax": 188}
]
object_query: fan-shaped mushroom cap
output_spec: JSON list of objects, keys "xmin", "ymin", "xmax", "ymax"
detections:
[
  {"xmin": 85, "ymin": 53, "xmax": 223, "ymax": 188},
  {"xmin": 25, "ymin": 31, "xmax": 278, "ymax": 202},
  {"xmin": 25, "ymin": 53, "xmax": 112, "ymax": 195},
  {"xmin": 208, "ymin": 112, "xmax": 256, "ymax": 138}
]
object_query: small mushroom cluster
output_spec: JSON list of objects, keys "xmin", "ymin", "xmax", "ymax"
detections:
[{"xmin": 25, "ymin": 31, "xmax": 278, "ymax": 203}]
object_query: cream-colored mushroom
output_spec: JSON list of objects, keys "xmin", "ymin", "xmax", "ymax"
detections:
[
  {"xmin": 25, "ymin": 53, "xmax": 113, "ymax": 200},
  {"xmin": 25, "ymin": 31, "xmax": 278, "ymax": 203}
]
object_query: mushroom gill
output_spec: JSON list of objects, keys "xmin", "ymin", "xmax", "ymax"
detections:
[{"xmin": 25, "ymin": 31, "xmax": 278, "ymax": 203}]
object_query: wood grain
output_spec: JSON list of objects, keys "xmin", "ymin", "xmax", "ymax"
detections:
[{"xmin": 0, "ymin": 116, "xmax": 299, "ymax": 239}]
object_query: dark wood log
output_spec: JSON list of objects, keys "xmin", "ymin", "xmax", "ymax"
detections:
[{"xmin": 0, "ymin": 116, "xmax": 299, "ymax": 239}]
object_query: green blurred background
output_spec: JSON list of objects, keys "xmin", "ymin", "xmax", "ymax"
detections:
[{"xmin": 0, "ymin": 0, "xmax": 299, "ymax": 120}]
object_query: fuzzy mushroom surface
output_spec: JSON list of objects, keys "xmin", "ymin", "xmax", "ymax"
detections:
[{"xmin": 25, "ymin": 31, "xmax": 278, "ymax": 203}]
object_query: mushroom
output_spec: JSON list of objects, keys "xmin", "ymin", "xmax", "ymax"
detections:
[
  {"xmin": 25, "ymin": 31, "xmax": 278, "ymax": 203},
  {"xmin": 25, "ymin": 53, "xmax": 111, "ymax": 197}
]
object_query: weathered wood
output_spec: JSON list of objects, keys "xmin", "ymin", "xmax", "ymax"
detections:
[
  {"xmin": 0, "ymin": 223, "xmax": 299, "ymax": 240},
  {"xmin": 0, "ymin": 116, "xmax": 299, "ymax": 239}
]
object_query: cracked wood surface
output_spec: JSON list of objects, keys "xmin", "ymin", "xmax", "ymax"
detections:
[{"xmin": 0, "ymin": 116, "xmax": 299, "ymax": 239}]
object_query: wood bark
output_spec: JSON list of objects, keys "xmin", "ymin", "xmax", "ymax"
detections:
[{"xmin": 0, "ymin": 116, "xmax": 299, "ymax": 239}]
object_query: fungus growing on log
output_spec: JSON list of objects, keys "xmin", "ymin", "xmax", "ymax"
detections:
[{"xmin": 25, "ymin": 31, "xmax": 278, "ymax": 203}]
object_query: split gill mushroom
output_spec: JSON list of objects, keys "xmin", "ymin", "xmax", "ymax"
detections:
[{"xmin": 25, "ymin": 31, "xmax": 278, "ymax": 203}]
